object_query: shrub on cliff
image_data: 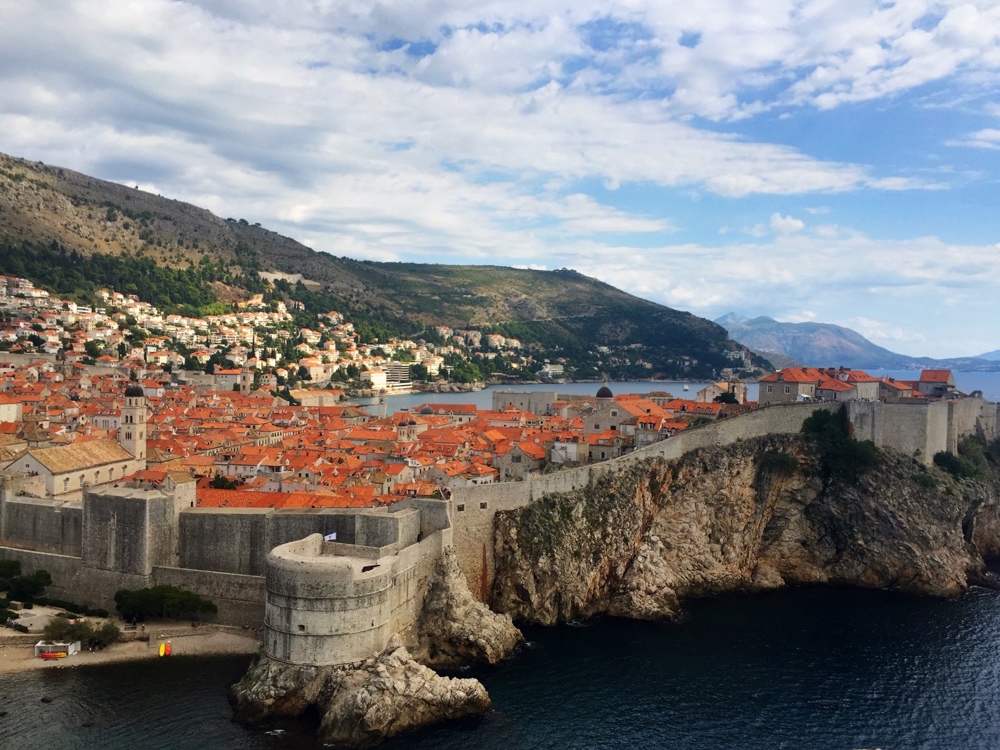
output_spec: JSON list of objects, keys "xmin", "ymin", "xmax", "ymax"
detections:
[
  {"xmin": 757, "ymin": 450, "xmax": 799, "ymax": 477},
  {"xmin": 801, "ymin": 406, "xmax": 876, "ymax": 483},
  {"xmin": 933, "ymin": 451, "xmax": 981, "ymax": 480}
]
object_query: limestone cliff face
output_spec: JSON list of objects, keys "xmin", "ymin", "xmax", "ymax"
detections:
[
  {"xmin": 231, "ymin": 638, "xmax": 490, "ymax": 747},
  {"xmin": 492, "ymin": 436, "xmax": 998, "ymax": 624},
  {"xmin": 413, "ymin": 548, "xmax": 523, "ymax": 669}
]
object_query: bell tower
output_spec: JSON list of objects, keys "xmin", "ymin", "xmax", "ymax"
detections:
[{"xmin": 120, "ymin": 383, "xmax": 148, "ymax": 465}]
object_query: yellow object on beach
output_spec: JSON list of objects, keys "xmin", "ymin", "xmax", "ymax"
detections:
[{"xmin": 158, "ymin": 642, "xmax": 165, "ymax": 657}]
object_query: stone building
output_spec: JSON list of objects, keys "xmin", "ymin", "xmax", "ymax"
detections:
[{"xmin": 0, "ymin": 384, "xmax": 147, "ymax": 501}]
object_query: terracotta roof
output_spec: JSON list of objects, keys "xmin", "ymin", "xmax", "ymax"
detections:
[
  {"xmin": 28, "ymin": 439, "xmax": 135, "ymax": 474},
  {"xmin": 920, "ymin": 369, "xmax": 953, "ymax": 383}
]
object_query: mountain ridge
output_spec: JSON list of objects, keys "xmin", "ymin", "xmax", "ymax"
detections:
[
  {"xmin": 717, "ymin": 313, "xmax": 999, "ymax": 372},
  {"xmin": 0, "ymin": 151, "xmax": 765, "ymax": 380}
]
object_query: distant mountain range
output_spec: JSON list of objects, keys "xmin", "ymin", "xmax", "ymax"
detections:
[{"xmin": 716, "ymin": 313, "xmax": 1000, "ymax": 372}]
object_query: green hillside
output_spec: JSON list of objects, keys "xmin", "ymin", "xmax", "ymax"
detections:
[{"xmin": 0, "ymin": 152, "xmax": 766, "ymax": 379}]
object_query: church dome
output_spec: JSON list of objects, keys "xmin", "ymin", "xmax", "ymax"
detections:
[
  {"xmin": 596, "ymin": 385, "xmax": 614, "ymax": 399},
  {"xmin": 124, "ymin": 384, "xmax": 145, "ymax": 398}
]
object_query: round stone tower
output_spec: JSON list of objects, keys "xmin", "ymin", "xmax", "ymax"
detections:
[{"xmin": 264, "ymin": 534, "xmax": 396, "ymax": 666}]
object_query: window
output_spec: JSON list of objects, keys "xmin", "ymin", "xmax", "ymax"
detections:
[
  {"xmin": 784, "ymin": 386, "xmax": 790, "ymax": 394},
  {"xmin": 767, "ymin": 385, "xmax": 773, "ymax": 393},
  {"xmin": 480, "ymin": 502, "xmax": 487, "ymax": 510},
  {"xmin": 611, "ymin": 410, "xmax": 618, "ymax": 417},
  {"xmin": 456, "ymin": 504, "xmax": 465, "ymax": 512},
  {"xmin": 600, "ymin": 451, "xmax": 607, "ymax": 459},
  {"xmin": 63, "ymin": 478, "xmax": 69, "ymax": 491},
  {"xmin": 512, "ymin": 454, "xmax": 521, "ymax": 463}
]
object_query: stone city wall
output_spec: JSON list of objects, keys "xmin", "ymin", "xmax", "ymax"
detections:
[
  {"xmin": 177, "ymin": 506, "xmax": 425, "ymax": 577},
  {"xmin": 0, "ymin": 492, "xmax": 452, "ymax": 629},
  {"xmin": 0, "ymin": 497, "xmax": 83, "ymax": 557},
  {"xmin": 449, "ymin": 398, "xmax": 999, "ymax": 598},
  {"xmin": 154, "ymin": 566, "xmax": 267, "ymax": 624},
  {"xmin": 0, "ymin": 398, "xmax": 995, "ymax": 623}
]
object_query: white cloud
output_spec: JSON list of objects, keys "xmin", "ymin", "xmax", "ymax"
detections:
[
  {"xmin": 785, "ymin": 310, "xmax": 817, "ymax": 323},
  {"xmin": 836, "ymin": 317, "xmax": 928, "ymax": 345},
  {"xmin": 770, "ymin": 212, "xmax": 805, "ymax": 235},
  {"xmin": 574, "ymin": 230, "xmax": 1000, "ymax": 358},
  {"xmin": 0, "ymin": 1, "xmax": 996, "ymax": 359},
  {"xmin": 947, "ymin": 128, "xmax": 1000, "ymax": 149}
]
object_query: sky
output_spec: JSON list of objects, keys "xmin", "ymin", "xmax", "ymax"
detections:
[{"xmin": 1, "ymin": 1, "xmax": 999, "ymax": 358}]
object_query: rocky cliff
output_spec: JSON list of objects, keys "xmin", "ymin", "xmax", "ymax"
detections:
[
  {"xmin": 492, "ymin": 435, "xmax": 1000, "ymax": 624},
  {"xmin": 413, "ymin": 547, "xmax": 524, "ymax": 669}
]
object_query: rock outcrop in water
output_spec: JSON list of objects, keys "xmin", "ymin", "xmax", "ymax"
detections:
[
  {"xmin": 492, "ymin": 435, "xmax": 1000, "ymax": 624},
  {"xmin": 413, "ymin": 548, "xmax": 523, "ymax": 669},
  {"xmin": 231, "ymin": 637, "xmax": 490, "ymax": 747},
  {"xmin": 231, "ymin": 546, "xmax": 520, "ymax": 746}
]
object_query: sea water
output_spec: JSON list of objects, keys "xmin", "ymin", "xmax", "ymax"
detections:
[
  {"xmin": 3, "ymin": 584, "xmax": 1000, "ymax": 749},
  {"xmin": 355, "ymin": 372, "xmax": 1000, "ymax": 414}
]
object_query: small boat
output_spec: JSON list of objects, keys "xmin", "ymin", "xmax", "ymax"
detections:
[
  {"xmin": 40, "ymin": 652, "xmax": 67, "ymax": 660},
  {"xmin": 683, "ymin": 384, "xmax": 689, "ymax": 391}
]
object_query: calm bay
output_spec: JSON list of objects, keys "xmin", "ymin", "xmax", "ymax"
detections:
[{"xmin": 3, "ymin": 584, "xmax": 1000, "ymax": 749}]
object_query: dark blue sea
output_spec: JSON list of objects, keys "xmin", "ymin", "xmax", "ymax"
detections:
[{"xmin": 3, "ymin": 584, "xmax": 1000, "ymax": 749}]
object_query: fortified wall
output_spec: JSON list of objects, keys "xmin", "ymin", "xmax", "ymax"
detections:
[
  {"xmin": 0, "ymin": 397, "xmax": 996, "ymax": 624},
  {"xmin": 0, "ymin": 472, "xmax": 451, "ymax": 626},
  {"xmin": 449, "ymin": 397, "xmax": 1000, "ymax": 598}
]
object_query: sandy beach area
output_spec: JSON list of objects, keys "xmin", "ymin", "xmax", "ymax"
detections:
[{"xmin": 0, "ymin": 627, "xmax": 261, "ymax": 674}]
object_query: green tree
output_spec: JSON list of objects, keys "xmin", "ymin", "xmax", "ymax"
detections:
[
  {"xmin": 209, "ymin": 473, "xmax": 237, "ymax": 489},
  {"xmin": 8, "ymin": 569, "xmax": 52, "ymax": 603},
  {"xmin": 114, "ymin": 585, "xmax": 217, "ymax": 621},
  {"xmin": 44, "ymin": 617, "xmax": 120, "ymax": 649}
]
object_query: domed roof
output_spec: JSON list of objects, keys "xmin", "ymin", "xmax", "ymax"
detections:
[
  {"xmin": 419, "ymin": 405, "xmax": 434, "ymax": 415},
  {"xmin": 596, "ymin": 385, "xmax": 614, "ymax": 399},
  {"xmin": 124, "ymin": 384, "xmax": 145, "ymax": 398}
]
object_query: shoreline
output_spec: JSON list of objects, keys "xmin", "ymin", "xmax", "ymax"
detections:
[{"xmin": 0, "ymin": 627, "xmax": 261, "ymax": 674}]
